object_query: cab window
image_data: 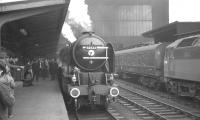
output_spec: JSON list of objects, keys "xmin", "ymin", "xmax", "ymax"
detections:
[
  {"xmin": 193, "ymin": 37, "xmax": 200, "ymax": 46},
  {"xmin": 177, "ymin": 37, "xmax": 197, "ymax": 47}
]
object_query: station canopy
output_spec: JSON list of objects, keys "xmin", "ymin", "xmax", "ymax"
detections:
[{"xmin": 0, "ymin": 0, "xmax": 70, "ymax": 58}]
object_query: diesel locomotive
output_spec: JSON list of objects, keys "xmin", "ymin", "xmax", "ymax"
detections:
[
  {"xmin": 116, "ymin": 34, "xmax": 200, "ymax": 99},
  {"xmin": 58, "ymin": 32, "xmax": 119, "ymax": 110}
]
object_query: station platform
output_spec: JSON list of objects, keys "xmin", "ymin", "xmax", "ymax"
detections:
[{"xmin": 11, "ymin": 79, "xmax": 69, "ymax": 120}]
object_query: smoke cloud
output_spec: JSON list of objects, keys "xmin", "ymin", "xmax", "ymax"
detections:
[
  {"xmin": 68, "ymin": 0, "xmax": 92, "ymax": 32},
  {"xmin": 61, "ymin": 0, "xmax": 92, "ymax": 43},
  {"xmin": 61, "ymin": 23, "xmax": 76, "ymax": 43}
]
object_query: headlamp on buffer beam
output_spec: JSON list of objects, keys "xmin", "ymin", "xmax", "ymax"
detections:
[
  {"xmin": 70, "ymin": 88, "xmax": 80, "ymax": 98},
  {"xmin": 110, "ymin": 87, "xmax": 119, "ymax": 97}
]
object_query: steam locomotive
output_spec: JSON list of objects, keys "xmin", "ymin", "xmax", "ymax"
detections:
[
  {"xmin": 58, "ymin": 32, "xmax": 119, "ymax": 110},
  {"xmin": 116, "ymin": 34, "xmax": 200, "ymax": 99}
]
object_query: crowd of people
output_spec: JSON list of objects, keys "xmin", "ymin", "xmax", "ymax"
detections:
[
  {"xmin": 0, "ymin": 56, "xmax": 59, "ymax": 120},
  {"xmin": 31, "ymin": 58, "xmax": 58, "ymax": 82}
]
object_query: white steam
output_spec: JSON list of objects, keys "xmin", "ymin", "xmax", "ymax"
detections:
[
  {"xmin": 61, "ymin": 0, "xmax": 92, "ymax": 43},
  {"xmin": 61, "ymin": 23, "xmax": 76, "ymax": 43},
  {"xmin": 68, "ymin": 0, "xmax": 92, "ymax": 31}
]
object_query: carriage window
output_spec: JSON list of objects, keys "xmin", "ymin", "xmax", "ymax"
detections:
[{"xmin": 177, "ymin": 37, "xmax": 197, "ymax": 47}]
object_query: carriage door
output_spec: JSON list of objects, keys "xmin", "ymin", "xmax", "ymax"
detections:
[
  {"xmin": 168, "ymin": 48, "xmax": 175, "ymax": 76},
  {"xmin": 166, "ymin": 39, "xmax": 182, "ymax": 77}
]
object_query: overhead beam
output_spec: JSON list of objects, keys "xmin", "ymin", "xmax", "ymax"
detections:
[
  {"xmin": 0, "ymin": 5, "xmax": 64, "ymax": 25},
  {"xmin": 0, "ymin": 0, "xmax": 68, "ymax": 12}
]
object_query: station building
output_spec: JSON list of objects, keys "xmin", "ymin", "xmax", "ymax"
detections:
[{"xmin": 86, "ymin": 0, "xmax": 169, "ymax": 50}]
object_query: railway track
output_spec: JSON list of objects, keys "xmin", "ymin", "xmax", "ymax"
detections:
[
  {"xmin": 118, "ymin": 87, "xmax": 200, "ymax": 120},
  {"xmin": 73, "ymin": 106, "xmax": 128, "ymax": 120}
]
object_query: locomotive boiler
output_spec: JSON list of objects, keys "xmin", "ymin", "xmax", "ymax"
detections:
[{"xmin": 58, "ymin": 32, "xmax": 119, "ymax": 110}]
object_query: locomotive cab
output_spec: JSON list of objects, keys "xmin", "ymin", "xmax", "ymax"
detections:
[{"xmin": 164, "ymin": 35, "xmax": 200, "ymax": 97}]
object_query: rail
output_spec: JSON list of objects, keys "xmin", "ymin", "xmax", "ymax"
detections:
[{"xmin": 118, "ymin": 86, "xmax": 200, "ymax": 120}]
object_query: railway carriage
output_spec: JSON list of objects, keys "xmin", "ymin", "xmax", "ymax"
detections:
[{"xmin": 115, "ymin": 43, "xmax": 167, "ymax": 89}]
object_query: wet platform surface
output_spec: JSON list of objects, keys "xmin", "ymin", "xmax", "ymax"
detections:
[{"xmin": 12, "ymin": 80, "xmax": 69, "ymax": 120}]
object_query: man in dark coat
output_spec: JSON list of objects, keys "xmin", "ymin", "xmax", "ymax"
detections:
[
  {"xmin": 49, "ymin": 59, "xmax": 58, "ymax": 80},
  {"xmin": 32, "ymin": 59, "xmax": 40, "ymax": 81}
]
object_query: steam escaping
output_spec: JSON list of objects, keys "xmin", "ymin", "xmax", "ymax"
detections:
[
  {"xmin": 61, "ymin": 0, "xmax": 93, "ymax": 43},
  {"xmin": 61, "ymin": 23, "xmax": 76, "ymax": 43},
  {"xmin": 68, "ymin": 0, "xmax": 92, "ymax": 32}
]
